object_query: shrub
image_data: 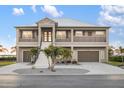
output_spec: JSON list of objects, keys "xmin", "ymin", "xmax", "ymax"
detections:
[
  {"xmin": 109, "ymin": 56, "xmax": 124, "ymax": 62},
  {"xmin": 0, "ymin": 56, "xmax": 16, "ymax": 61}
]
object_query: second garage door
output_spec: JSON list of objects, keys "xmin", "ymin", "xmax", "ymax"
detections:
[{"xmin": 78, "ymin": 51, "xmax": 99, "ymax": 62}]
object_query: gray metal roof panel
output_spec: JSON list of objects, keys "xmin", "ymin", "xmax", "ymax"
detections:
[{"xmin": 52, "ymin": 18, "xmax": 96, "ymax": 27}]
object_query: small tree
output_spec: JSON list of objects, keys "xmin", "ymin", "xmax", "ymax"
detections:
[
  {"xmin": 30, "ymin": 48, "xmax": 38, "ymax": 63},
  {"xmin": 60, "ymin": 48, "xmax": 72, "ymax": 64},
  {"xmin": 42, "ymin": 45, "xmax": 72, "ymax": 72}
]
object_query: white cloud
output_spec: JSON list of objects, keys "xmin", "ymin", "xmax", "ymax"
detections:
[
  {"xmin": 41, "ymin": 5, "xmax": 63, "ymax": 17},
  {"xmin": 98, "ymin": 5, "xmax": 124, "ymax": 26},
  {"xmin": 13, "ymin": 8, "xmax": 24, "ymax": 16},
  {"xmin": 31, "ymin": 5, "xmax": 36, "ymax": 13}
]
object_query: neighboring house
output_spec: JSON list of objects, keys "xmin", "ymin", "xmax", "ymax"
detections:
[
  {"xmin": 112, "ymin": 48, "xmax": 124, "ymax": 56},
  {"xmin": 15, "ymin": 17, "xmax": 109, "ymax": 63}
]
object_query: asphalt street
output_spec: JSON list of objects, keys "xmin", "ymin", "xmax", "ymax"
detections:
[{"xmin": 0, "ymin": 75, "xmax": 124, "ymax": 88}]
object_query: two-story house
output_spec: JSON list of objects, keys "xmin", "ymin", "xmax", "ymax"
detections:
[{"xmin": 15, "ymin": 17, "xmax": 109, "ymax": 63}]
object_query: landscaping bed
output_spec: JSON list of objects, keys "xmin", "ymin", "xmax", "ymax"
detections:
[
  {"xmin": 107, "ymin": 61, "xmax": 124, "ymax": 67},
  {"xmin": 0, "ymin": 61, "xmax": 16, "ymax": 67},
  {"xmin": 14, "ymin": 68, "xmax": 89, "ymax": 75}
]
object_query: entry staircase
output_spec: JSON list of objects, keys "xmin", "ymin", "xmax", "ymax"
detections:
[{"xmin": 34, "ymin": 42, "xmax": 51, "ymax": 68}]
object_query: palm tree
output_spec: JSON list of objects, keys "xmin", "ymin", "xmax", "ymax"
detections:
[
  {"xmin": 59, "ymin": 48, "xmax": 72, "ymax": 64},
  {"xmin": 42, "ymin": 45, "xmax": 72, "ymax": 72},
  {"xmin": 30, "ymin": 48, "xmax": 38, "ymax": 63},
  {"xmin": 48, "ymin": 45, "xmax": 60, "ymax": 71},
  {"xmin": 119, "ymin": 46, "xmax": 124, "ymax": 62}
]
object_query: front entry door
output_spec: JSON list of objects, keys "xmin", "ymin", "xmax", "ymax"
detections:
[{"xmin": 43, "ymin": 31, "xmax": 52, "ymax": 42}]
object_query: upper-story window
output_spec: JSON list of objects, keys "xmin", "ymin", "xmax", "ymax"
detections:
[
  {"xmin": 22, "ymin": 31, "xmax": 33, "ymax": 39},
  {"xmin": 75, "ymin": 31, "xmax": 83, "ymax": 37},
  {"xmin": 88, "ymin": 31, "xmax": 92, "ymax": 36},
  {"xmin": 56, "ymin": 31, "xmax": 66, "ymax": 39},
  {"xmin": 95, "ymin": 31, "xmax": 105, "ymax": 36}
]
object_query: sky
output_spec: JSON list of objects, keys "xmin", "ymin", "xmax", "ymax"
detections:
[{"xmin": 0, "ymin": 5, "xmax": 124, "ymax": 48}]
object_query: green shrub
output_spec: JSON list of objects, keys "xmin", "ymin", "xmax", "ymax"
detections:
[
  {"xmin": 0, "ymin": 56, "xmax": 16, "ymax": 61},
  {"xmin": 109, "ymin": 56, "xmax": 124, "ymax": 62}
]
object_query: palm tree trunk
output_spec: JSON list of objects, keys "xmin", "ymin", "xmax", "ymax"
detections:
[
  {"xmin": 50, "ymin": 59, "xmax": 56, "ymax": 72},
  {"xmin": 47, "ymin": 58, "xmax": 51, "ymax": 69}
]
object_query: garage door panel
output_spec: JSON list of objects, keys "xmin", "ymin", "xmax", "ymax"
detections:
[{"xmin": 78, "ymin": 51, "xmax": 99, "ymax": 62}]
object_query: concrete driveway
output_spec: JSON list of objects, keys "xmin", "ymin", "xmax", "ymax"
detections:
[{"xmin": 0, "ymin": 62, "xmax": 124, "ymax": 75}]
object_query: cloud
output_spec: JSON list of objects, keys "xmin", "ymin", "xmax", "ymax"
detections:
[
  {"xmin": 41, "ymin": 5, "xmax": 63, "ymax": 17},
  {"xmin": 31, "ymin": 5, "xmax": 36, "ymax": 13},
  {"xmin": 13, "ymin": 8, "xmax": 24, "ymax": 16},
  {"xmin": 98, "ymin": 5, "xmax": 124, "ymax": 26}
]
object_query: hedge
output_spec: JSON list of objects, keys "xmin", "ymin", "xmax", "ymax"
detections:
[
  {"xmin": 0, "ymin": 56, "xmax": 16, "ymax": 61},
  {"xmin": 109, "ymin": 56, "xmax": 124, "ymax": 62}
]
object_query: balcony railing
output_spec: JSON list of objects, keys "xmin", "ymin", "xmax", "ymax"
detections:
[
  {"xmin": 55, "ymin": 38, "xmax": 71, "ymax": 42},
  {"xmin": 19, "ymin": 38, "xmax": 38, "ymax": 42},
  {"xmin": 74, "ymin": 36, "xmax": 106, "ymax": 42}
]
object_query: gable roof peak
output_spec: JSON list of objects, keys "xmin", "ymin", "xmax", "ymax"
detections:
[{"xmin": 36, "ymin": 17, "xmax": 56, "ymax": 24}]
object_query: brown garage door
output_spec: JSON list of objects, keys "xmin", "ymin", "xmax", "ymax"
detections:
[{"xmin": 78, "ymin": 51, "xmax": 99, "ymax": 62}]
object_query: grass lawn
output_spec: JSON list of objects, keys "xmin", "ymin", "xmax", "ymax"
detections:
[
  {"xmin": 0, "ymin": 61, "xmax": 16, "ymax": 67},
  {"xmin": 107, "ymin": 61, "xmax": 124, "ymax": 67}
]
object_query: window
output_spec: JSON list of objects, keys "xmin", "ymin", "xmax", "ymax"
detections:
[
  {"xmin": 22, "ymin": 31, "xmax": 33, "ymax": 39},
  {"xmin": 44, "ymin": 32, "xmax": 47, "ymax": 41},
  {"xmin": 43, "ymin": 31, "xmax": 52, "ymax": 42},
  {"xmin": 56, "ymin": 31, "xmax": 66, "ymax": 39},
  {"xmin": 75, "ymin": 31, "xmax": 83, "ymax": 37},
  {"xmin": 88, "ymin": 31, "xmax": 92, "ymax": 36},
  {"xmin": 48, "ymin": 32, "xmax": 52, "ymax": 41},
  {"xmin": 96, "ymin": 31, "xmax": 105, "ymax": 36}
]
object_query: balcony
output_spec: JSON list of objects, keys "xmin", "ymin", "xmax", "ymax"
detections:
[
  {"xmin": 74, "ymin": 36, "xmax": 106, "ymax": 42},
  {"xmin": 19, "ymin": 38, "xmax": 38, "ymax": 42},
  {"xmin": 55, "ymin": 38, "xmax": 71, "ymax": 42}
]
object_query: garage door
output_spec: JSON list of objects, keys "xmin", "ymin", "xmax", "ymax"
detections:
[{"xmin": 78, "ymin": 51, "xmax": 99, "ymax": 62}]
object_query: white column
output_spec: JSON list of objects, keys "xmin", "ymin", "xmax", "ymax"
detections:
[
  {"xmin": 16, "ymin": 46, "xmax": 20, "ymax": 63},
  {"xmin": 38, "ymin": 25, "xmax": 41, "ymax": 47},
  {"xmin": 71, "ymin": 46, "xmax": 74, "ymax": 61},
  {"xmin": 52, "ymin": 26, "xmax": 55, "ymax": 45},
  {"xmin": 106, "ymin": 28, "xmax": 109, "ymax": 62},
  {"xmin": 106, "ymin": 28, "xmax": 109, "ymax": 43},
  {"xmin": 16, "ymin": 28, "xmax": 19, "ymax": 44},
  {"xmin": 71, "ymin": 29, "xmax": 74, "ymax": 42},
  {"xmin": 16, "ymin": 28, "xmax": 20, "ymax": 63},
  {"xmin": 106, "ymin": 46, "xmax": 108, "ymax": 62}
]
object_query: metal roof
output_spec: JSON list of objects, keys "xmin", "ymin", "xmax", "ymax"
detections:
[{"xmin": 52, "ymin": 18, "xmax": 96, "ymax": 27}]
